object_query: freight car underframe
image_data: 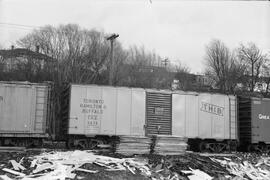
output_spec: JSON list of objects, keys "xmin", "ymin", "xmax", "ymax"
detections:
[
  {"xmin": 246, "ymin": 143, "xmax": 270, "ymax": 153},
  {"xmin": 66, "ymin": 135, "xmax": 117, "ymax": 149},
  {"xmin": 0, "ymin": 133, "xmax": 49, "ymax": 147},
  {"xmin": 188, "ymin": 138, "xmax": 238, "ymax": 153},
  {"xmin": 66, "ymin": 134, "xmax": 239, "ymax": 153}
]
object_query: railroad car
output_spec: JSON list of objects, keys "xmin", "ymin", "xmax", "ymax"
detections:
[
  {"xmin": 0, "ymin": 81, "xmax": 53, "ymax": 146},
  {"xmin": 63, "ymin": 84, "xmax": 238, "ymax": 152},
  {"xmin": 1, "ymin": 81, "xmax": 270, "ymax": 153},
  {"xmin": 238, "ymin": 96, "xmax": 270, "ymax": 152},
  {"xmin": 62, "ymin": 84, "xmax": 147, "ymax": 148}
]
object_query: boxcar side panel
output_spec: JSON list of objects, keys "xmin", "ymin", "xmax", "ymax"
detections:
[
  {"xmin": 0, "ymin": 87, "xmax": 4, "ymax": 129},
  {"xmin": 68, "ymin": 86, "xmax": 87, "ymax": 135},
  {"xmin": 116, "ymin": 88, "xmax": 131, "ymax": 135},
  {"xmin": 172, "ymin": 94, "xmax": 186, "ymax": 137},
  {"xmin": 30, "ymin": 87, "xmax": 36, "ymax": 133},
  {"xmin": 186, "ymin": 95, "xmax": 199, "ymax": 138},
  {"xmin": 130, "ymin": 89, "xmax": 146, "ymax": 136},
  {"xmin": 198, "ymin": 94, "xmax": 212, "ymax": 138},
  {"xmin": 211, "ymin": 95, "xmax": 226, "ymax": 139},
  {"xmin": 69, "ymin": 85, "xmax": 147, "ymax": 136},
  {"xmin": 172, "ymin": 92, "xmax": 236, "ymax": 140},
  {"xmin": 84, "ymin": 86, "xmax": 103, "ymax": 134},
  {"xmin": 100, "ymin": 87, "xmax": 117, "ymax": 135},
  {"xmin": 0, "ymin": 85, "xmax": 32, "ymax": 132}
]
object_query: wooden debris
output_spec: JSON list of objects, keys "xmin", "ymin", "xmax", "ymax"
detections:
[
  {"xmin": 0, "ymin": 175, "xmax": 13, "ymax": 180},
  {"xmin": 66, "ymin": 173, "xmax": 77, "ymax": 179},
  {"xmin": 68, "ymin": 164, "xmax": 83, "ymax": 173},
  {"xmin": 152, "ymin": 135, "xmax": 187, "ymax": 155},
  {"xmin": 0, "ymin": 150, "xmax": 154, "ymax": 179},
  {"xmin": 199, "ymin": 153, "xmax": 235, "ymax": 157},
  {"xmin": 97, "ymin": 144, "xmax": 111, "ymax": 148},
  {"xmin": 3, "ymin": 149, "xmax": 270, "ymax": 180},
  {"xmin": 182, "ymin": 168, "xmax": 213, "ymax": 180},
  {"xmin": 75, "ymin": 168, "xmax": 98, "ymax": 173},
  {"xmin": 105, "ymin": 168, "xmax": 125, "ymax": 171},
  {"xmin": 115, "ymin": 136, "xmax": 151, "ymax": 156},
  {"xmin": 123, "ymin": 162, "xmax": 136, "ymax": 174},
  {"xmin": 19, "ymin": 157, "xmax": 24, "ymax": 164},
  {"xmin": 10, "ymin": 160, "xmax": 26, "ymax": 171},
  {"xmin": 33, "ymin": 163, "xmax": 54, "ymax": 174},
  {"xmin": 30, "ymin": 159, "xmax": 37, "ymax": 168},
  {"xmin": 10, "ymin": 160, "xmax": 20, "ymax": 171},
  {"xmin": 2, "ymin": 168, "xmax": 26, "ymax": 177},
  {"xmin": 211, "ymin": 156, "xmax": 270, "ymax": 179},
  {"xmin": 93, "ymin": 161, "xmax": 108, "ymax": 167}
]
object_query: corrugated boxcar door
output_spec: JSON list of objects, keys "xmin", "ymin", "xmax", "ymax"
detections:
[
  {"xmin": 229, "ymin": 96, "xmax": 237, "ymax": 140},
  {"xmin": 146, "ymin": 92, "xmax": 172, "ymax": 135}
]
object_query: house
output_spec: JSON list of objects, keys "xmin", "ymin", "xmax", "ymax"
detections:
[{"xmin": 0, "ymin": 46, "xmax": 55, "ymax": 81}]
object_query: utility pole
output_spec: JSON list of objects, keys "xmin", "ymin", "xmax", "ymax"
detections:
[
  {"xmin": 106, "ymin": 33, "xmax": 119, "ymax": 85},
  {"xmin": 162, "ymin": 58, "xmax": 169, "ymax": 68}
]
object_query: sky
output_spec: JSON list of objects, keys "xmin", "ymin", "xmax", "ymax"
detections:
[{"xmin": 0, "ymin": 0, "xmax": 269, "ymax": 73}]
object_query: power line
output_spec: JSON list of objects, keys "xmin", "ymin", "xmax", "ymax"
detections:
[
  {"xmin": 0, "ymin": 22, "xmax": 40, "ymax": 29},
  {"xmin": 0, "ymin": 25, "xmax": 33, "ymax": 31}
]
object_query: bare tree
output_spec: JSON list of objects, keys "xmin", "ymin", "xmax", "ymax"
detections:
[
  {"xmin": 17, "ymin": 24, "xmax": 113, "ymax": 84},
  {"xmin": 204, "ymin": 39, "xmax": 243, "ymax": 93},
  {"xmin": 17, "ymin": 24, "xmax": 115, "ymax": 138},
  {"xmin": 121, "ymin": 46, "xmax": 171, "ymax": 88},
  {"xmin": 237, "ymin": 43, "xmax": 268, "ymax": 92},
  {"xmin": 174, "ymin": 62, "xmax": 192, "ymax": 90},
  {"xmin": 260, "ymin": 57, "xmax": 270, "ymax": 96}
]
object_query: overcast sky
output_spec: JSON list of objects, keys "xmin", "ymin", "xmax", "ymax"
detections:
[{"xmin": 0, "ymin": 0, "xmax": 269, "ymax": 73}]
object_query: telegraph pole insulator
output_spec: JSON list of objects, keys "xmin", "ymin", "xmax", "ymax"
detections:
[
  {"xmin": 106, "ymin": 34, "xmax": 119, "ymax": 41},
  {"xmin": 162, "ymin": 58, "xmax": 169, "ymax": 68}
]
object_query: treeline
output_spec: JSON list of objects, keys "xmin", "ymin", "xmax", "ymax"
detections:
[
  {"xmin": 0, "ymin": 24, "xmax": 269, "ymax": 96},
  {"xmin": 3, "ymin": 24, "xmax": 173, "ymax": 89}
]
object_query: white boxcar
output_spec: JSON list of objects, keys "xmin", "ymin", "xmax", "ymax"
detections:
[
  {"xmin": 68, "ymin": 85, "xmax": 238, "ymax": 141},
  {"xmin": 68, "ymin": 84, "xmax": 146, "ymax": 136},
  {"xmin": 172, "ymin": 92, "xmax": 237, "ymax": 140},
  {"xmin": 0, "ymin": 81, "xmax": 51, "ymax": 137}
]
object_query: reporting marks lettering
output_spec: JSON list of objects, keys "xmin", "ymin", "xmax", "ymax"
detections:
[{"xmin": 200, "ymin": 102, "xmax": 224, "ymax": 116}]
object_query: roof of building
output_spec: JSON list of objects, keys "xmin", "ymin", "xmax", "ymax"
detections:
[{"xmin": 0, "ymin": 48, "xmax": 54, "ymax": 61}]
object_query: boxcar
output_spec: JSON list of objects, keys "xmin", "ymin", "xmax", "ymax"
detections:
[
  {"xmin": 63, "ymin": 84, "xmax": 146, "ymax": 148},
  {"xmin": 64, "ymin": 84, "xmax": 238, "ymax": 151},
  {"xmin": 238, "ymin": 96, "xmax": 270, "ymax": 152},
  {"xmin": 0, "ymin": 81, "xmax": 53, "ymax": 146}
]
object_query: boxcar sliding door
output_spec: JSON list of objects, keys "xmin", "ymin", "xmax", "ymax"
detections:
[{"xmin": 145, "ymin": 91, "xmax": 172, "ymax": 135}]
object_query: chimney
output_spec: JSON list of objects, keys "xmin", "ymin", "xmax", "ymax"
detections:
[
  {"xmin": 11, "ymin": 45, "xmax": 14, "ymax": 50},
  {"xmin": 36, "ymin": 45, "xmax": 40, "ymax": 53}
]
